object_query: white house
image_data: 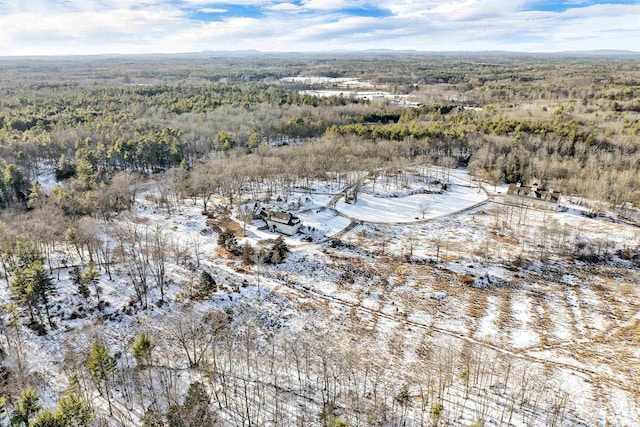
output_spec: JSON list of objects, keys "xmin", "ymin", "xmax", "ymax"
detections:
[{"xmin": 259, "ymin": 209, "xmax": 302, "ymax": 236}]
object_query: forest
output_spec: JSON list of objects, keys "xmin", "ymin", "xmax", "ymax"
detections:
[
  {"xmin": 0, "ymin": 52, "xmax": 637, "ymax": 426},
  {"xmin": 0, "ymin": 53, "xmax": 639, "ymax": 212}
]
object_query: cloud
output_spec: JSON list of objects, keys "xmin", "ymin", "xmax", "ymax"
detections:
[
  {"xmin": 265, "ymin": 3, "xmax": 302, "ymax": 12},
  {"xmin": 425, "ymin": 0, "xmax": 528, "ymax": 20},
  {"xmin": 0, "ymin": 0, "xmax": 638, "ymax": 55},
  {"xmin": 198, "ymin": 8, "xmax": 228, "ymax": 13}
]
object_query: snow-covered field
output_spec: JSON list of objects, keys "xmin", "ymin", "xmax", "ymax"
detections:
[
  {"xmin": 296, "ymin": 208, "xmax": 351, "ymax": 238},
  {"xmin": 279, "ymin": 76, "xmax": 421, "ymax": 105},
  {"xmin": 280, "ymin": 76, "xmax": 375, "ymax": 88},
  {"xmin": 336, "ymin": 181, "xmax": 487, "ymax": 223}
]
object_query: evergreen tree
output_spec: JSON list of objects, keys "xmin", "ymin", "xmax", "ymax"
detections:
[
  {"xmin": 81, "ymin": 262, "xmax": 100, "ymax": 301},
  {"xmin": 268, "ymin": 236, "xmax": 289, "ymax": 264},
  {"xmin": 215, "ymin": 131, "xmax": 235, "ymax": 151},
  {"xmin": 53, "ymin": 393, "xmax": 94, "ymax": 426},
  {"xmin": 3, "ymin": 164, "xmax": 27, "ymax": 205},
  {"xmin": 247, "ymin": 131, "xmax": 260, "ymax": 153},
  {"xmin": 75, "ymin": 159, "xmax": 95, "ymax": 190},
  {"xmin": 25, "ymin": 262, "xmax": 56, "ymax": 328},
  {"xmin": 217, "ymin": 231, "xmax": 239, "ymax": 254},
  {"xmin": 51, "ymin": 374, "xmax": 94, "ymax": 427},
  {"xmin": 141, "ymin": 410, "xmax": 165, "ymax": 427},
  {"xmin": 10, "ymin": 388, "xmax": 41, "ymax": 427},
  {"xmin": 167, "ymin": 382, "xmax": 216, "ymax": 427},
  {"xmin": 183, "ymin": 382, "xmax": 214, "ymax": 425},
  {"xmin": 8, "ymin": 267, "xmax": 34, "ymax": 321},
  {"xmin": 27, "ymin": 182, "xmax": 43, "ymax": 210},
  {"xmin": 29, "ymin": 410, "xmax": 61, "ymax": 427},
  {"xmin": 9, "ymin": 260, "xmax": 55, "ymax": 328},
  {"xmin": 198, "ymin": 271, "xmax": 216, "ymax": 294},
  {"xmin": 12, "ymin": 240, "xmax": 44, "ymax": 271},
  {"xmin": 86, "ymin": 341, "xmax": 116, "ymax": 415},
  {"xmin": 132, "ymin": 332, "xmax": 153, "ymax": 367}
]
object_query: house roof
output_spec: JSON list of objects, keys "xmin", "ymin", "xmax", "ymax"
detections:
[
  {"xmin": 507, "ymin": 184, "xmax": 561, "ymax": 202},
  {"xmin": 261, "ymin": 209, "xmax": 301, "ymax": 226}
]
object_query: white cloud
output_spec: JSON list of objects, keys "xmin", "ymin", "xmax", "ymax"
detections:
[
  {"xmin": 198, "ymin": 8, "xmax": 228, "ymax": 13},
  {"xmin": 0, "ymin": 0, "xmax": 638, "ymax": 55},
  {"xmin": 179, "ymin": 0, "xmax": 272, "ymax": 5},
  {"xmin": 265, "ymin": 3, "xmax": 302, "ymax": 12},
  {"xmin": 300, "ymin": 0, "xmax": 368, "ymax": 10},
  {"xmin": 425, "ymin": 0, "xmax": 527, "ymax": 20}
]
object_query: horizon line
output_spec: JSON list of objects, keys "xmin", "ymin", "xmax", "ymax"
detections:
[{"xmin": 0, "ymin": 48, "xmax": 639, "ymax": 60}]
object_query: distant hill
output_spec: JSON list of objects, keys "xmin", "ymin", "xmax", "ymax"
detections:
[
  {"xmin": 552, "ymin": 49, "xmax": 639, "ymax": 56},
  {"xmin": 1, "ymin": 49, "xmax": 638, "ymax": 61}
]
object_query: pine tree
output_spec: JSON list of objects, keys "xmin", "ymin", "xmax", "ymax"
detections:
[
  {"xmin": 215, "ymin": 131, "xmax": 235, "ymax": 151},
  {"xmin": 247, "ymin": 131, "xmax": 260, "ymax": 153},
  {"xmin": 198, "ymin": 271, "xmax": 216, "ymax": 294},
  {"xmin": 9, "ymin": 261, "xmax": 56, "ymax": 328},
  {"xmin": 27, "ymin": 182, "xmax": 43, "ymax": 210},
  {"xmin": 75, "ymin": 159, "xmax": 95, "ymax": 190},
  {"xmin": 81, "ymin": 261, "xmax": 100, "ymax": 301},
  {"xmin": 132, "ymin": 332, "xmax": 153, "ymax": 367},
  {"xmin": 25, "ymin": 261, "xmax": 56, "ymax": 329},
  {"xmin": 141, "ymin": 410, "xmax": 165, "ymax": 427},
  {"xmin": 268, "ymin": 236, "xmax": 289, "ymax": 264},
  {"xmin": 217, "ymin": 231, "xmax": 239, "ymax": 254},
  {"xmin": 3, "ymin": 164, "xmax": 27, "ymax": 205},
  {"xmin": 86, "ymin": 341, "xmax": 116, "ymax": 415},
  {"xmin": 167, "ymin": 382, "xmax": 216, "ymax": 427},
  {"xmin": 51, "ymin": 374, "xmax": 94, "ymax": 427},
  {"xmin": 12, "ymin": 239, "xmax": 44, "ymax": 271},
  {"xmin": 69, "ymin": 266, "xmax": 89, "ymax": 301},
  {"xmin": 54, "ymin": 393, "xmax": 94, "ymax": 426},
  {"xmin": 29, "ymin": 410, "xmax": 61, "ymax": 427},
  {"xmin": 183, "ymin": 382, "xmax": 214, "ymax": 425},
  {"xmin": 10, "ymin": 388, "xmax": 41, "ymax": 427},
  {"xmin": 9, "ymin": 267, "xmax": 34, "ymax": 321}
]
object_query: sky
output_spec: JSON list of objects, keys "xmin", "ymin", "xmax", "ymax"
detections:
[{"xmin": 0, "ymin": 0, "xmax": 638, "ymax": 56}]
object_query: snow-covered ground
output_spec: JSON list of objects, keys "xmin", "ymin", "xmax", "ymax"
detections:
[
  {"xmin": 280, "ymin": 76, "xmax": 369, "ymax": 85},
  {"xmin": 279, "ymin": 76, "xmax": 421, "ymax": 105},
  {"xmin": 296, "ymin": 208, "xmax": 351, "ymax": 238},
  {"xmin": 140, "ymin": 176, "xmax": 633, "ymax": 425},
  {"xmin": 35, "ymin": 167, "xmax": 57, "ymax": 195},
  {"xmin": 336, "ymin": 177, "xmax": 487, "ymax": 223},
  {"xmin": 482, "ymin": 182, "xmax": 511, "ymax": 195},
  {"xmin": 3, "ymin": 165, "xmax": 640, "ymax": 426}
]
